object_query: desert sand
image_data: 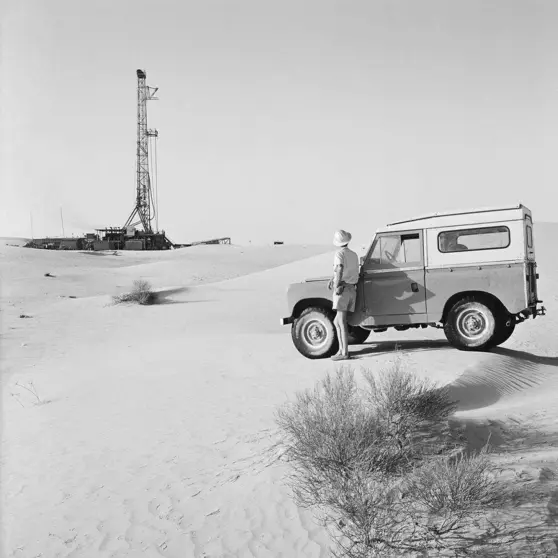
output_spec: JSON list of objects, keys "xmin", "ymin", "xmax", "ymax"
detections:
[{"xmin": 1, "ymin": 229, "xmax": 557, "ymax": 557}]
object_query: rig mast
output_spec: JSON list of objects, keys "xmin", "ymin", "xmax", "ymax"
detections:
[{"xmin": 124, "ymin": 69, "xmax": 159, "ymax": 233}]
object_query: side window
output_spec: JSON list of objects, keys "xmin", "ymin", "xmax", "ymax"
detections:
[
  {"xmin": 367, "ymin": 233, "xmax": 422, "ymax": 268},
  {"xmin": 368, "ymin": 238, "xmax": 383, "ymax": 264},
  {"xmin": 438, "ymin": 226, "xmax": 510, "ymax": 253},
  {"xmin": 400, "ymin": 234, "xmax": 422, "ymax": 264},
  {"xmin": 526, "ymin": 225, "xmax": 533, "ymax": 248}
]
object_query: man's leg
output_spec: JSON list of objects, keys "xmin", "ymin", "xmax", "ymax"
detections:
[
  {"xmin": 336, "ymin": 310, "xmax": 349, "ymax": 357},
  {"xmin": 333, "ymin": 312, "xmax": 342, "ymax": 356}
]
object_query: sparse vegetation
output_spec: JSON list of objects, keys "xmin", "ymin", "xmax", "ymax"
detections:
[
  {"xmin": 112, "ymin": 279, "xmax": 155, "ymax": 305},
  {"xmin": 11, "ymin": 380, "xmax": 49, "ymax": 407},
  {"xmin": 275, "ymin": 361, "xmax": 518, "ymax": 557}
]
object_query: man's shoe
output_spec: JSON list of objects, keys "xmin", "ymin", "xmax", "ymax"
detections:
[{"xmin": 331, "ymin": 353, "xmax": 351, "ymax": 361}]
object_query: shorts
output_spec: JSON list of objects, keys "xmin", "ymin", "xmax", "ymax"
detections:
[{"xmin": 332, "ymin": 284, "xmax": 357, "ymax": 312}]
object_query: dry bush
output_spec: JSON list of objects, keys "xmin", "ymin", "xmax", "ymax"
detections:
[
  {"xmin": 11, "ymin": 380, "xmax": 49, "ymax": 407},
  {"xmin": 113, "ymin": 279, "xmax": 154, "ymax": 305},
  {"xmin": 275, "ymin": 368, "xmax": 410, "ymax": 510},
  {"xmin": 364, "ymin": 361, "xmax": 456, "ymax": 423},
  {"xmin": 363, "ymin": 361, "xmax": 460, "ymax": 464},
  {"xmin": 275, "ymin": 360, "xmax": 510, "ymax": 557}
]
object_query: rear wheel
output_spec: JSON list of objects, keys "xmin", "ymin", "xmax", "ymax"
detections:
[
  {"xmin": 444, "ymin": 298, "xmax": 497, "ymax": 351},
  {"xmin": 292, "ymin": 307, "xmax": 338, "ymax": 359},
  {"xmin": 347, "ymin": 326, "xmax": 370, "ymax": 345}
]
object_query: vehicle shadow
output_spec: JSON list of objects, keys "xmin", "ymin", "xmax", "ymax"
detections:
[
  {"xmin": 492, "ymin": 346, "xmax": 558, "ymax": 367},
  {"xmin": 350, "ymin": 338, "xmax": 450, "ymax": 358},
  {"xmin": 447, "ymin": 347, "xmax": 558, "ymax": 412}
]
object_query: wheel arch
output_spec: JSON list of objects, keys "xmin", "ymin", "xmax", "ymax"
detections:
[
  {"xmin": 292, "ymin": 298, "xmax": 333, "ymax": 319},
  {"xmin": 441, "ymin": 291, "xmax": 509, "ymax": 324}
]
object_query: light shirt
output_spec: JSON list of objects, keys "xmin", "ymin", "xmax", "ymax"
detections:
[{"xmin": 333, "ymin": 246, "xmax": 360, "ymax": 285}]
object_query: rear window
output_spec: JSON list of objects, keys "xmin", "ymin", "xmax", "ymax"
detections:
[{"xmin": 438, "ymin": 226, "xmax": 510, "ymax": 253}]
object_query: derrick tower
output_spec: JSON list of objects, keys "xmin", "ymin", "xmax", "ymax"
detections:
[{"xmin": 124, "ymin": 69, "xmax": 159, "ymax": 233}]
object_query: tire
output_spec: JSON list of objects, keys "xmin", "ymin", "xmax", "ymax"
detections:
[
  {"xmin": 291, "ymin": 306, "xmax": 338, "ymax": 359},
  {"xmin": 489, "ymin": 314, "xmax": 516, "ymax": 348},
  {"xmin": 347, "ymin": 326, "xmax": 371, "ymax": 345},
  {"xmin": 443, "ymin": 297, "xmax": 497, "ymax": 351}
]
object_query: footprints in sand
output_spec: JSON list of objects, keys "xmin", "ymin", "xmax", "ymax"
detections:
[{"xmin": 168, "ymin": 428, "xmax": 284, "ymax": 505}]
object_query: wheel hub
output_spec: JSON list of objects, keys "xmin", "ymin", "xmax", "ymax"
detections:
[
  {"xmin": 458, "ymin": 310, "xmax": 487, "ymax": 339},
  {"xmin": 303, "ymin": 319, "xmax": 328, "ymax": 348}
]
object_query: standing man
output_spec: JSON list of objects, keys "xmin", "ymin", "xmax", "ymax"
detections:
[{"xmin": 328, "ymin": 229, "xmax": 360, "ymax": 361}]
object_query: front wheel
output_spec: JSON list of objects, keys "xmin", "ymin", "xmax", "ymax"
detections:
[
  {"xmin": 291, "ymin": 307, "xmax": 338, "ymax": 359},
  {"xmin": 444, "ymin": 298, "xmax": 497, "ymax": 351}
]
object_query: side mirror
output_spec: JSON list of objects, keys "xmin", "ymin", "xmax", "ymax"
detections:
[{"xmin": 360, "ymin": 256, "xmax": 365, "ymax": 266}]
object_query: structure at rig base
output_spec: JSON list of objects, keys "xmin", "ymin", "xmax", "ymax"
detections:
[
  {"xmin": 97, "ymin": 69, "xmax": 173, "ymax": 250},
  {"xmin": 26, "ymin": 69, "xmax": 173, "ymax": 251},
  {"xmin": 25, "ymin": 69, "xmax": 233, "ymax": 251}
]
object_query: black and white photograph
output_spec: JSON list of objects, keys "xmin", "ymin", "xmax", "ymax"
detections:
[{"xmin": 1, "ymin": 1, "xmax": 557, "ymax": 556}]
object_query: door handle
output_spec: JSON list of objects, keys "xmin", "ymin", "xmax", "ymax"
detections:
[{"xmin": 411, "ymin": 282, "xmax": 419, "ymax": 292}]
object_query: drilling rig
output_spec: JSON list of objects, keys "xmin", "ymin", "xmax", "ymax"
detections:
[{"xmin": 94, "ymin": 69, "xmax": 173, "ymax": 250}]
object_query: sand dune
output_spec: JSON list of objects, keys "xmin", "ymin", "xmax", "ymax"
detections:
[{"xmin": 1, "ymin": 230, "xmax": 558, "ymax": 557}]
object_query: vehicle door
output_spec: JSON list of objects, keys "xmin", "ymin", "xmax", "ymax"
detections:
[{"xmin": 360, "ymin": 231, "xmax": 427, "ymax": 324}]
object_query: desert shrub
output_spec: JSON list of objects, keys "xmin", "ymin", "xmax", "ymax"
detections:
[
  {"xmin": 275, "ymin": 360, "xmax": 506, "ymax": 557},
  {"xmin": 397, "ymin": 449, "xmax": 505, "ymax": 555},
  {"xmin": 364, "ymin": 362, "xmax": 456, "ymax": 423},
  {"xmin": 11, "ymin": 380, "xmax": 49, "ymax": 407},
  {"xmin": 275, "ymin": 368, "xmax": 410, "ymax": 510},
  {"xmin": 113, "ymin": 279, "xmax": 154, "ymax": 305},
  {"xmin": 363, "ymin": 362, "xmax": 459, "ymax": 463}
]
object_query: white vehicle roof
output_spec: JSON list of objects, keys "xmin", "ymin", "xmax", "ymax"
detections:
[{"xmin": 376, "ymin": 203, "xmax": 531, "ymax": 233}]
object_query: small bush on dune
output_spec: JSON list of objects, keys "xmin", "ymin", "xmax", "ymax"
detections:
[
  {"xmin": 276, "ymin": 368, "xmax": 408, "ymax": 510},
  {"xmin": 11, "ymin": 380, "xmax": 50, "ymax": 407},
  {"xmin": 364, "ymin": 361, "xmax": 456, "ymax": 424},
  {"xmin": 275, "ymin": 360, "xmax": 509, "ymax": 557},
  {"xmin": 113, "ymin": 280, "xmax": 154, "ymax": 305},
  {"xmin": 363, "ymin": 362, "xmax": 459, "ymax": 463}
]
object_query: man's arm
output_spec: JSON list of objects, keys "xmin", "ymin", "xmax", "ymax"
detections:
[
  {"xmin": 329, "ymin": 251, "xmax": 344, "ymax": 291},
  {"xmin": 329, "ymin": 264, "xmax": 344, "ymax": 293}
]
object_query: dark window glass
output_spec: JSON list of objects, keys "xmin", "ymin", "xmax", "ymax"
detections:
[{"xmin": 438, "ymin": 226, "xmax": 510, "ymax": 253}]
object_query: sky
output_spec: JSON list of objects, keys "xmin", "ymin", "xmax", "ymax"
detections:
[{"xmin": 1, "ymin": 0, "xmax": 557, "ymax": 247}]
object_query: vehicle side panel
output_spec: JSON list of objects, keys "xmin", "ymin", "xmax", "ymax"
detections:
[
  {"xmin": 425, "ymin": 262, "xmax": 528, "ymax": 321},
  {"xmin": 351, "ymin": 268, "xmax": 428, "ymax": 327},
  {"xmin": 286, "ymin": 280, "xmax": 332, "ymax": 316}
]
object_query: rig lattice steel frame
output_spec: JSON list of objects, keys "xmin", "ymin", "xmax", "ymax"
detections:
[{"xmin": 124, "ymin": 69, "xmax": 159, "ymax": 233}]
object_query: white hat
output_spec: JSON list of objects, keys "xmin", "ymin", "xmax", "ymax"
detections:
[{"xmin": 333, "ymin": 230, "xmax": 352, "ymax": 247}]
